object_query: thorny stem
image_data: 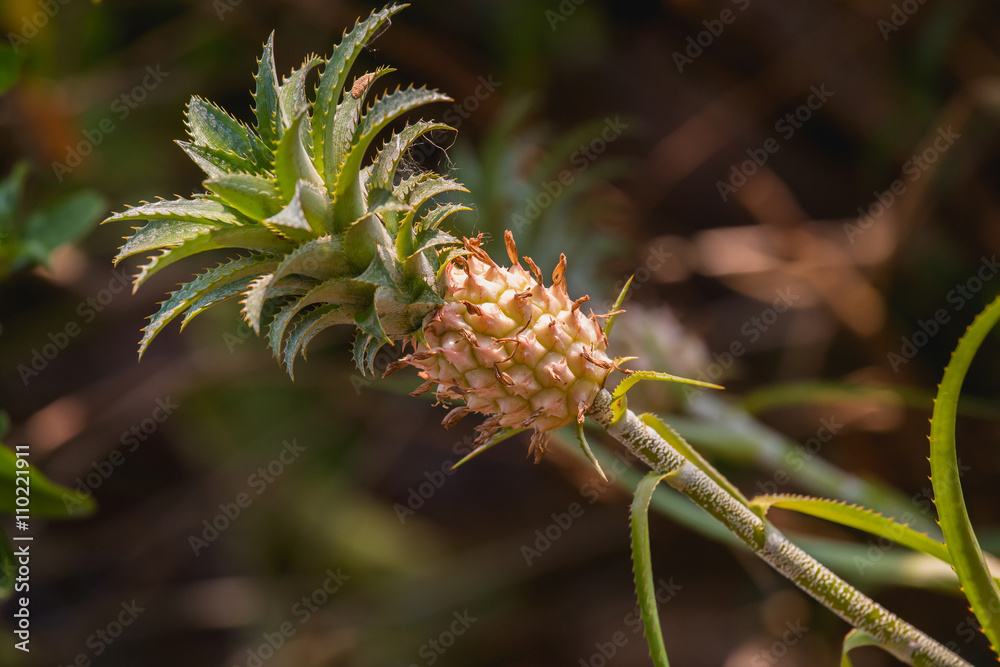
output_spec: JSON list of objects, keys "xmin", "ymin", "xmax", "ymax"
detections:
[{"xmin": 587, "ymin": 390, "xmax": 971, "ymax": 667}]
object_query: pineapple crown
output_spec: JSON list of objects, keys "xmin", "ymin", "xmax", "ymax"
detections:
[{"xmin": 104, "ymin": 4, "xmax": 470, "ymax": 376}]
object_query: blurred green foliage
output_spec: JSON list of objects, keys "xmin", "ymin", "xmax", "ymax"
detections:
[{"xmin": 0, "ymin": 161, "xmax": 105, "ymax": 279}]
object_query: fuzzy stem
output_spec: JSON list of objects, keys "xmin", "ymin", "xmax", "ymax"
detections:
[{"xmin": 587, "ymin": 390, "xmax": 970, "ymax": 667}]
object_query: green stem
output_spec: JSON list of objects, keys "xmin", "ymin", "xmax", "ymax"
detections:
[{"xmin": 587, "ymin": 390, "xmax": 970, "ymax": 667}]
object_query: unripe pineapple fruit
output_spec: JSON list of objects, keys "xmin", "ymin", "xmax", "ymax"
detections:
[
  {"xmin": 105, "ymin": 4, "xmax": 468, "ymax": 375},
  {"xmin": 389, "ymin": 233, "xmax": 617, "ymax": 459}
]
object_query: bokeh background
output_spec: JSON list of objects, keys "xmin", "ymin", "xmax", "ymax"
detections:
[{"xmin": 2, "ymin": 0, "xmax": 1000, "ymax": 665}]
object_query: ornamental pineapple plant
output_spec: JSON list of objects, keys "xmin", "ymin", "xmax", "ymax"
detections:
[
  {"xmin": 107, "ymin": 4, "xmax": 618, "ymax": 457},
  {"xmin": 106, "ymin": 6, "xmax": 991, "ymax": 666}
]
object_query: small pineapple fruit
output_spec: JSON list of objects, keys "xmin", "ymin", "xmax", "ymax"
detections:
[
  {"xmin": 388, "ymin": 232, "xmax": 617, "ymax": 460},
  {"xmin": 105, "ymin": 4, "xmax": 469, "ymax": 375}
]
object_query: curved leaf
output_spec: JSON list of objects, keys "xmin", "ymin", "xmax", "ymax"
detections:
[
  {"xmin": 748, "ymin": 494, "xmax": 1000, "ymax": 585},
  {"xmin": 841, "ymin": 629, "xmax": 881, "ymax": 667},
  {"xmin": 283, "ymin": 303, "xmax": 349, "ymax": 377},
  {"xmin": 267, "ymin": 280, "xmax": 365, "ymax": 359},
  {"xmin": 253, "ymin": 32, "xmax": 282, "ymax": 149},
  {"xmin": 185, "ymin": 96, "xmax": 264, "ymax": 165},
  {"xmin": 132, "ymin": 226, "xmax": 292, "ymax": 291},
  {"xmin": 603, "ymin": 275, "xmax": 633, "ymax": 338},
  {"xmin": 279, "ymin": 55, "xmax": 322, "ymax": 123},
  {"xmin": 275, "ymin": 113, "xmax": 323, "ymax": 200},
  {"xmin": 417, "ymin": 202, "xmax": 472, "ymax": 232},
  {"xmin": 410, "ymin": 229, "xmax": 459, "ymax": 258},
  {"xmin": 631, "ymin": 473, "xmax": 671, "ymax": 667},
  {"xmin": 271, "ymin": 235, "xmax": 352, "ymax": 283},
  {"xmin": 182, "ymin": 275, "xmax": 311, "ymax": 330},
  {"xmin": 114, "ymin": 219, "xmax": 221, "ymax": 264},
  {"xmin": 930, "ymin": 295, "xmax": 1000, "ymax": 654},
  {"xmin": 450, "ymin": 428, "xmax": 526, "ymax": 469},
  {"xmin": 242, "ymin": 273, "xmax": 319, "ymax": 333},
  {"xmin": 176, "ymin": 140, "xmax": 259, "ymax": 178},
  {"xmin": 574, "ymin": 420, "xmax": 607, "ymax": 481},
  {"xmin": 312, "ymin": 4, "xmax": 406, "ymax": 177},
  {"xmin": 331, "ymin": 87, "xmax": 451, "ymax": 225},
  {"xmin": 370, "ymin": 121, "xmax": 454, "ymax": 190},
  {"xmin": 641, "ymin": 413, "xmax": 749, "ymax": 507},
  {"xmin": 107, "ymin": 197, "xmax": 241, "ymax": 227},
  {"xmin": 261, "ymin": 185, "xmax": 319, "ymax": 242},
  {"xmin": 204, "ymin": 173, "xmax": 283, "ymax": 220},
  {"xmin": 612, "ymin": 372, "xmax": 722, "ymax": 421},
  {"xmin": 139, "ymin": 254, "xmax": 278, "ymax": 357},
  {"xmin": 323, "ymin": 66, "xmax": 395, "ymax": 191},
  {"xmin": 403, "ymin": 173, "xmax": 468, "ymax": 210}
]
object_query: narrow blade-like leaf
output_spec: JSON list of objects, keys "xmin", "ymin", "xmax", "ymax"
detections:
[
  {"xmin": 312, "ymin": 4, "xmax": 406, "ymax": 176},
  {"xmin": 253, "ymin": 32, "xmax": 282, "ymax": 149},
  {"xmin": 631, "ymin": 473, "xmax": 672, "ymax": 667},
  {"xmin": 930, "ymin": 296, "xmax": 1000, "ymax": 654}
]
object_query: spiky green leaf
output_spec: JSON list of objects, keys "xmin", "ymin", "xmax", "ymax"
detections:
[
  {"xmin": 331, "ymin": 87, "xmax": 450, "ymax": 224},
  {"xmin": 275, "ymin": 114, "xmax": 323, "ymax": 200},
  {"xmin": 254, "ymin": 32, "xmax": 282, "ymax": 149},
  {"xmin": 352, "ymin": 331, "xmax": 386, "ymax": 375},
  {"xmin": 355, "ymin": 244, "xmax": 401, "ymax": 291},
  {"xmin": 323, "ymin": 67, "xmax": 394, "ymax": 188},
  {"xmin": 242, "ymin": 274, "xmax": 274, "ymax": 334},
  {"xmin": 404, "ymin": 174, "xmax": 468, "ymax": 210},
  {"xmin": 107, "ymin": 197, "xmax": 241, "ymax": 226},
  {"xmin": 139, "ymin": 254, "xmax": 278, "ymax": 357},
  {"xmin": 204, "ymin": 173, "xmax": 283, "ymax": 220},
  {"xmin": 417, "ymin": 202, "xmax": 472, "ymax": 231},
  {"xmin": 409, "ymin": 229, "xmax": 459, "ymax": 259},
  {"xmin": 185, "ymin": 96, "xmax": 264, "ymax": 164},
  {"xmin": 271, "ymin": 235, "xmax": 352, "ymax": 283},
  {"xmin": 312, "ymin": 4, "xmax": 406, "ymax": 176},
  {"xmin": 279, "ymin": 55, "xmax": 322, "ymax": 124},
  {"xmin": 262, "ymin": 184, "xmax": 320, "ymax": 241},
  {"xmin": 930, "ymin": 296, "xmax": 1000, "ymax": 652},
  {"xmin": 283, "ymin": 304, "xmax": 344, "ymax": 377},
  {"xmin": 240, "ymin": 274, "xmax": 318, "ymax": 333},
  {"xmin": 344, "ymin": 211, "xmax": 393, "ymax": 274},
  {"xmin": 295, "ymin": 179, "xmax": 334, "ymax": 233},
  {"xmin": 115, "ymin": 219, "xmax": 221, "ymax": 264},
  {"xmin": 177, "ymin": 140, "xmax": 260, "ymax": 179},
  {"xmin": 354, "ymin": 302, "xmax": 390, "ymax": 346},
  {"xmin": 183, "ymin": 275, "xmax": 260, "ymax": 329},
  {"xmin": 267, "ymin": 277, "xmax": 372, "ymax": 356},
  {"xmin": 371, "ymin": 121, "xmax": 453, "ymax": 191},
  {"xmin": 186, "ymin": 275, "xmax": 312, "ymax": 331},
  {"xmin": 132, "ymin": 226, "xmax": 293, "ymax": 290}
]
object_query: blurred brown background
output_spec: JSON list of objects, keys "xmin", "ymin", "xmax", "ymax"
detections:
[{"xmin": 2, "ymin": 0, "xmax": 1000, "ymax": 665}]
